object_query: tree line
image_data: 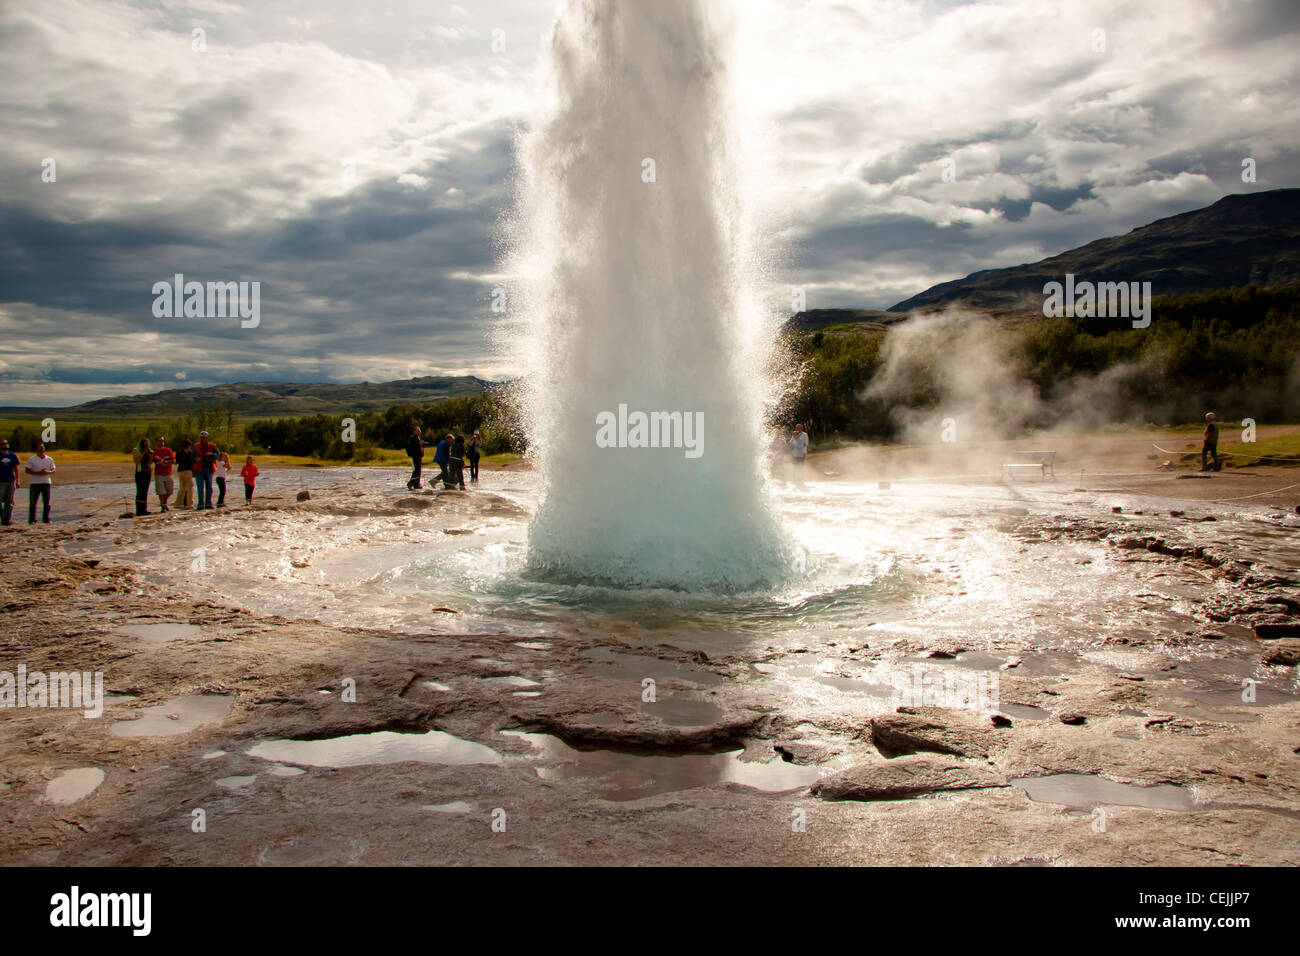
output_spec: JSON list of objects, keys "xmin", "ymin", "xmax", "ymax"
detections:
[{"xmin": 243, "ymin": 391, "xmax": 525, "ymax": 459}]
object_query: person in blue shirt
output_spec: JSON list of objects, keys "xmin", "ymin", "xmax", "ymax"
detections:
[
  {"xmin": 432, "ymin": 433, "xmax": 452, "ymax": 487},
  {"xmin": 0, "ymin": 438, "xmax": 20, "ymax": 526}
]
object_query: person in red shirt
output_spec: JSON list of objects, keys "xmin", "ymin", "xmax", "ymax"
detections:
[
  {"xmin": 240, "ymin": 455, "xmax": 259, "ymax": 503},
  {"xmin": 152, "ymin": 435, "xmax": 174, "ymax": 512}
]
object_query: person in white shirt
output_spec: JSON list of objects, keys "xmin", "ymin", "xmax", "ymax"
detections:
[
  {"xmin": 215, "ymin": 452, "xmax": 231, "ymax": 507},
  {"xmin": 25, "ymin": 443, "xmax": 55, "ymax": 524},
  {"xmin": 789, "ymin": 424, "xmax": 809, "ymax": 467}
]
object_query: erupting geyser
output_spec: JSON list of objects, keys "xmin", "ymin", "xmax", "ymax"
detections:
[{"xmin": 507, "ymin": 0, "xmax": 787, "ymax": 591}]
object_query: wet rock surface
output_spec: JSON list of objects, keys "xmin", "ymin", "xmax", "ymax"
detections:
[
  {"xmin": 812, "ymin": 754, "xmax": 1006, "ymax": 801},
  {"xmin": 2, "ymin": 475, "xmax": 1299, "ymax": 865}
]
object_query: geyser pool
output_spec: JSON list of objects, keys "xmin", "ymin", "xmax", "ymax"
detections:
[{"xmin": 506, "ymin": 0, "xmax": 787, "ymax": 592}]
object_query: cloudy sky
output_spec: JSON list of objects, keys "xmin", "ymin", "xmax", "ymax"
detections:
[{"xmin": 3, "ymin": 0, "xmax": 1298, "ymax": 405}]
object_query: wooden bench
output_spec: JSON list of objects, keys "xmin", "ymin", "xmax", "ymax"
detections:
[{"xmin": 1000, "ymin": 450, "xmax": 1056, "ymax": 480}]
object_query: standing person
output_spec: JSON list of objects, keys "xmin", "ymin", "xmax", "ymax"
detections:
[
  {"xmin": 25, "ymin": 443, "xmax": 55, "ymax": 524},
  {"xmin": 1201, "ymin": 412, "xmax": 1221, "ymax": 472},
  {"xmin": 175, "ymin": 439, "xmax": 195, "ymax": 508},
  {"xmin": 432, "ymin": 433, "xmax": 451, "ymax": 487},
  {"xmin": 467, "ymin": 431, "xmax": 482, "ymax": 483},
  {"xmin": 131, "ymin": 438, "xmax": 153, "ymax": 516},
  {"xmin": 447, "ymin": 434, "xmax": 466, "ymax": 490},
  {"xmin": 789, "ymin": 424, "xmax": 809, "ymax": 468},
  {"xmin": 240, "ymin": 455, "xmax": 259, "ymax": 503},
  {"xmin": 152, "ymin": 436, "xmax": 174, "ymax": 512},
  {"xmin": 0, "ymin": 438, "xmax": 20, "ymax": 526},
  {"xmin": 215, "ymin": 452, "xmax": 230, "ymax": 507},
  {"xmin": 405, "ymin": 426, "xmax": 426, "ymax": 490},
  {"xmin": 193, "ymin": 431, "xmax": 219, "ymax": 510}
]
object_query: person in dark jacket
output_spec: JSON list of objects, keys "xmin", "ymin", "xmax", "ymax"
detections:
[
  {"xmin": 447, "ymin": 434, "xmax": 466, "ymax": 490},
  {"xmin": 175, "ymin": 439, "xmax": 195, "ymax": 509},
  {"xmin": 467, "ymin": 431, "xmax": 482, "ymax": 482},
  {"xmin": 1201, "ymin": 412, "xmax": 1221, "ymax": 472},
  {"xmin": 405, "ymin": 426, "xmax": 426, "ymax": 490},
  {"xmin": 132, "ymin": 437, "xmax": 153, "ymax": 515}
]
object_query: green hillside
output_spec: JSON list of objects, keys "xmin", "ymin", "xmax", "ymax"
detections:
[{"xmin": 0, "ymin": 375, "xmax": 493, "ymax": 421}]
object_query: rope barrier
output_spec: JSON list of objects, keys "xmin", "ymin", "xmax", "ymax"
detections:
[
  {"xmin": 1092, "ymin": 479, "xmax": 1300, "ymax": 504},
  {"xmin": 1151, "ymin": 441, "xmax": 1300, "ymax": 463}
]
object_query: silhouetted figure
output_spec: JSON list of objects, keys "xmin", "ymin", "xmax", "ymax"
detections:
[{"xmin": 1201, "ymin": 412, "xmax": 1220, "ymax": 472}]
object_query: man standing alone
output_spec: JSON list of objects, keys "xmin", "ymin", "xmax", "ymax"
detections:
[
  {"xmin": 1201, "ymin": 412, "xmax": 1220, "ymax": 472},
  {"xmin": 789, "ymin": 424, "xmax": 809, "ymax": 468},
  {"xmin": 0, "ymin": 439, "xmax": 19, "ymax": 526},
  {"xmin": 25, "ymin": 443, "xmax": 55, "ymax": 524}
]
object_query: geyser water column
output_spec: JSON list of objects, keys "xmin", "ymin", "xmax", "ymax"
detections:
[{"xmin": 508, "ymin": 0, "xmax": 787, "ymax": 591}]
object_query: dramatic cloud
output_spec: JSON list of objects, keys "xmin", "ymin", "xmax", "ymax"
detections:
[{"xmin": 1, "ymin": 0, "xmax": 1297, "ymax": 404}]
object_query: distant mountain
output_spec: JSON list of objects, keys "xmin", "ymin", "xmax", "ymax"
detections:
[
  {"xmin": 888, "ymin": 188, "xmax": 1300, "ymax": 313},
  {"xmin": 3, "ymin": 375, "xmax": 493, "ymax": 420}
]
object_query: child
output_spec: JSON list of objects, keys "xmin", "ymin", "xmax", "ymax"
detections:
[
  {"xmin": 240, "ymin": 455, "xmax": 259, "ymax": 503},
  {"xmin": 215, "ymin": 452, "xmax": 230, "ymax": 507}
]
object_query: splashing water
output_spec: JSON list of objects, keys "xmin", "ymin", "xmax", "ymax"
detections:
[{"xmin": 505, "ymin": 0, "xmax": 788, "ymax": 592}]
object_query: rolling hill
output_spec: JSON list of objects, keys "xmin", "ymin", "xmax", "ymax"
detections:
[
  {"xmin": 887, "ymin": 188, "xmax": 1300, "ymax": 313},
  {"xmin": 0, "ymin": 375, "xmax": 494, "ymax": 421}
]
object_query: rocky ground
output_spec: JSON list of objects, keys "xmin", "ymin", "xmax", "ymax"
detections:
[{"xmin": 2, "ymin": 456, "xmax": 1298, "ymax": 866}]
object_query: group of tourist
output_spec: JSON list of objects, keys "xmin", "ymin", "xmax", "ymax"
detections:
[
  {"xmin": 131, "ymin": 432, "xmax": 260, "ymax": 515},
  {"xmin": 0, "ymin": 438, "xmax": 55, "ymax": 525},
  {"xmin": 406, "ymin": 427, "xmax": 482, "ymax": 491}
]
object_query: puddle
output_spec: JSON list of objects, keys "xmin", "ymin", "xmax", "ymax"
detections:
[
  {"xmin": 44, "ymin": 767, "xmax": 105, "ymax": 805},
  {"xmin": 580, "ymin": 647, "xmax": 723, "ymax": 686},
  {"xmin": 514, "ymin": 642, "xmax": 551, "ymax": 651},
  {"xmin": 512, "ymin": 691, "xmax": 542, "ymax": 698},
  {"xmin": 202, "ymin": 750, "xmax": 227, "ymax": 759},
  {"xmin": 639, "ymin": 696, "xmax": 725, "ymax": 726},
  {"xmin": 110, "ymin": 695, "xmax": 233, "ymax": 738},
  {"xmin": 508, "ymin": 732, "xmax": 823, "ymax": 801},
  {"xmin": 246, "ymin": 729, "xmax": 502, "ymax": 768},
  {"xmin": 483, "ymin": 675, "xmax": 540, "ymax": 689},
  {"xmin": 423, "ymin": 800, "xmax": 474, "ymax": 814},
  {"xmin": 216, "ymin": 775, "xmax": 257, "ymax": 789},
  {"xmin": 421, "ymin": 681, "xmax": 452, "ymax": 692},
  {"xmin": 1012, "ymin": 773, "xmax": 1195, "ymax": 811},
  {"xmin": 266, "ymin": 764, "xmax": 306, "ymax": 777},
  {"xmin": 1000, "ymin": 703, "xmax": 1051, "ymax": 721},
  {"xmin": 815, "ymin": 674, "xmax": 893, "ymax": 696},
  {"xmin": 112, "ymin": 622, "xmax": 202, "ymax": 644}
]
